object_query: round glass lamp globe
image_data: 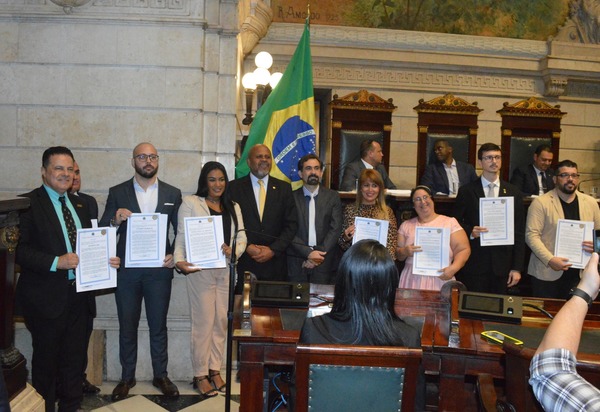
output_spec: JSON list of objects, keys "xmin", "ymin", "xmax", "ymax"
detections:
[
  {"xmin": 253, "ymin": 67, "xmax": 271, "ymax": 86},
  {"xmin": 269, "ymin": 72, "xmax": 283, "ymax": 88},
  {"xmin": 241, "ymin": 72, "xmax": 256, "ymax": 90},
  {"xmin": 255, "ymin": 51, "xmax": 273, "ymax": 70}
]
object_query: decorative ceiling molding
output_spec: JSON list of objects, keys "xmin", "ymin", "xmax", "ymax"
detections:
[{"xmin": 239, "ymin": 0, "xmax": 273, "ymax": 56}]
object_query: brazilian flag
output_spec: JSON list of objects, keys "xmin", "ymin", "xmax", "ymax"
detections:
[{"xmin": 235, "ymin": 20, "xmax": 316, "ymax": 189}]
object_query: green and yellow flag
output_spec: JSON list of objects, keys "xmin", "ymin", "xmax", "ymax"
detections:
[{"xmin": 235, "ymin": 20, "xmax": 316, "ymax": 189}]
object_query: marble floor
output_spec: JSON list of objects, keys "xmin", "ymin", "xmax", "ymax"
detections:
[{"xmin": 80, "ymin": 376, "xmax": 240, "ymax": 412}]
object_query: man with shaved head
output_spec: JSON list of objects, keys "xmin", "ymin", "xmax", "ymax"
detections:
[
  {"xmin": 99, "ymin": 142, "xmax": 182, "ymax": 401},
  {"xmin": 229, "ymin": 144, "xmax": 298, "ymax": 292}
]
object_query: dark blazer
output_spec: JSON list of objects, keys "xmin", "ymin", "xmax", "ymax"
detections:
[
  {"xmin": 16, "ymin": 186, "xmax": 94, "ymax": 319},
  {"xmin": 420, "ymin": 160, "xmax": 478, "ymax": 194},
  {"xmin": 287, "ymin": 186, "xmax": 343, "ymax": 283},
  {"xmin": 76, "ymin": 191, "xmax": 99, "ymax": 220},
  {"xmin": 510, "ymin": 164, "xmax": 555, "ymax": 196},
  {"xmin": 340, "ymin": 160, "xmax": 396, "ymax": 191},
  {"xmin": 98, "ymin": 178, "xmax": 182, "ymax": 275},
  {"xmin": 453, "ymin": 177, "xmax": 526, "ymax": 279},
  {"xmin": 229, "ymin": 174, "xmax": 298, "ymax": 282}
]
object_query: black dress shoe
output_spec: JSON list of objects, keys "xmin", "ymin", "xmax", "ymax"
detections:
[
  {"xmin": 111, "ymin": 379, "xmax": 136, "ymax": 402},
  {"xmin": 152, "ymin": 376, "xmax": 179, "ymax": 397},
  {"xmin": 83, "ymin": 378, "xmax": 100, "ymax": 394}
]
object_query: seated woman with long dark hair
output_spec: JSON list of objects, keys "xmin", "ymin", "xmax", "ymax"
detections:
[{"xmin": 299, "ymin": 239, "xmax": 425, "ymax": 409}]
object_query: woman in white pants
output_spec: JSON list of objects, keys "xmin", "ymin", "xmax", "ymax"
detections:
[{"xmin": 174, "ymin": 161, "xmax": 246, "ymax": 397}]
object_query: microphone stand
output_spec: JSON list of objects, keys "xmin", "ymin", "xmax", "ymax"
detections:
[{"xmin": 224, "ymin": 224, "xmax": 239, "ymax": 412}]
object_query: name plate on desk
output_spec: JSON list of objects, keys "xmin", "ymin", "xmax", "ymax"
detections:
[
  {"xmin": 459, "ymin": 291, "xmax": 522, "ymax": 324},
  {"xmin": 251, "ymin": 281, "xmax": 310, "ymax": 308}
]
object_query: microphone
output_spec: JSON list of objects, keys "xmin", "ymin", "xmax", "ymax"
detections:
[{"xmin": 577, "ymin": 177, "xmax": 600, "ymax": 197}]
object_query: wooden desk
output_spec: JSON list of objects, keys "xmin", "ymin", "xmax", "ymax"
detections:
[
  {"xmin": 234, "ymin": 284, "xmax": 484, "ymax": 411},
  {"xmin": 234, "ymin": 289, "xmax": 600, "ymax": 411}
]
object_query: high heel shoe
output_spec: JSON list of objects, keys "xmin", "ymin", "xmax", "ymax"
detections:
[
  {"xmin": 209, "ymin": 370, "xmax": 227, "ymax": 393},
  {"xmin": 192, "ymin": 376, "xmax": 218, "ymax": 398}
]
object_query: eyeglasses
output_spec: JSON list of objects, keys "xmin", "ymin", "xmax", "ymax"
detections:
[
  {"xmin": 413, "ymin": 195, "xmax": 430, "ymax": 203},
  {"xmin": 481, "ymin": 155, "xmax": 501, "ymax": 162},
  {"xmin": 134, "ymin": 154, "xmax": 159, "ymax": 162},
  {"xmin": 556, "ymin": 173, "xmax": 580, "ymax": 179}
]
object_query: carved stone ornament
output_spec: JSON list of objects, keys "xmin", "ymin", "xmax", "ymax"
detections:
[
  {"xmin": 240, "ymin": 0, "xmax": 274, "ymax": 56},
  {"xmin": 413, "ymin": 93, "xmax": 482, "ymax": 116},
  {"xmin": 496, "ymin": 97, "xmax": 567, "ymax": 119},
  {"xmin": 554, "ymin": 0, "xmax": 600, "ymax": 44},
  {"xmin": 48, "ymin": 0, "xmax": 93, "ymax": 14},
  {"xmin": 0, "ymin": 225, "xmax": 19, "ymax": 254},
  {"xmin": 330, "ymin": 89, "xmax": 396, "ymax": 112},
  {"xmin": 544, "ymin": 76, "xmax": 569, "ymax": 97}
]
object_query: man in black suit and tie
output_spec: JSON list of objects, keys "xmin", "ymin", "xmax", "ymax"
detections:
[
  {"xmin": 340, "ymin": 139, "xmax": 396, "ymax": 191},
  {"xmin": 453, "ymin": 143, "xmax": 525, "ymax": 294},
  {"xmin": 69, "ymin": 160, "xmax": 101, "ymax": 394},
  {"xmin": 16, "ymin": 146, "xmax": 120, "ymax": 412},
  {"xmin": 287, "ymin": 154, "xmax": 343, "ymax": 284},
  {"xmin": 99, "ymin": 142, "xmax": 182, "ymax": 401},
  {"xmin": 510, "ymin": 144, "xmax": 555, "ymax": 196},
  {"xmin": 229, "ymin": 144, "xmax": 298, "ymax": 291},
  {"xmin": 420, "ymin": 139, "xmax": 478, "ymax": 195}
]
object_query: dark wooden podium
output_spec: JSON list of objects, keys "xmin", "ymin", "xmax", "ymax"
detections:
[{"xmin": 1, "ymin": 197, "xmax": 29, "ymax": 400}]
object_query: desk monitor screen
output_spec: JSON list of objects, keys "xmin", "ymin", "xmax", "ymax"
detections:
[
  {"xmin": 459, "ymin": 291, "xmax": 522, "ymax": 324},
  {"xmin": 251, "ymin": 281, "xmax": 310, "ymax": 308},
  {"xmin": 255, "ymin": 283, "xmax": 294, "ymax": 299}
]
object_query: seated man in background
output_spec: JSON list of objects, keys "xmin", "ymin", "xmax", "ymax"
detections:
[
  {"xmin": 529, "ymin": 252, "xmax": 600, "ymax": 412},
  {"xmin": 340, "ymin": 139, "xmax": 396, "ymax": 191},
  {"xmin": 420, "ymin": 139, "xmax": 477, "ymax": 195},
  {"xmin": 510, "ymin": 144, "xmax": 555, "ymax": 196}
]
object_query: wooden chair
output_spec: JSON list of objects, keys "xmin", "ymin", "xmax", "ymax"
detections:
[{"xmin": 295, "ymin": 344, "xmax": 422, "ymax": 412}]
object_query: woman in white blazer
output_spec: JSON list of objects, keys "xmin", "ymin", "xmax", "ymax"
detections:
[{"xmin": 174, "ymin": 161, "xmax": 246, "ymax": 397}]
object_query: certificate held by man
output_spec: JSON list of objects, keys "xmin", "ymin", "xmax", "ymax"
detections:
[
  {"xmin": 353, "ymin": 217, "xmax": 389, "ymax": 247},
  {"xmin": 555, "ymin": 219, "xmax": 593, "ymax": 269},
  {"xmin": 76, "ymin": 227, "xmax": 117, "ymax": 292},
  {"xmin": 184, "ymin": 215, "xmax": 226, "ymax": 269},
  {"xmin": 479, "ymin": 197, "xmax": 515, "ymax": 246},
  {"xmin": 125, "ymin": 213, "xmax": 168, "ymax": 267}
]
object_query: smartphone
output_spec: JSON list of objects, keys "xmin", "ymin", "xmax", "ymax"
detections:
[
  {"xmin": 481, "ymin": 330, "xmax": 523, "ymax": 346},
  {"xmin": 594, "ymin": 229, "xmax": 600, "ymax": 253}
]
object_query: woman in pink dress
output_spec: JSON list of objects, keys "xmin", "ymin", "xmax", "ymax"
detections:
[{"xmin": 396, "ymin": 185, "xmax": 470, "ymax": 290}]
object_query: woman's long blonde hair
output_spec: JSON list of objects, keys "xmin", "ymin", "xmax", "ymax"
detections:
[{"xmin": 355, "ymin": 169, "xmax": 387, "ymax": 219}]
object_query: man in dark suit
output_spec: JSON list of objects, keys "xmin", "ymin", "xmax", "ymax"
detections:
[
  {"xmin": 420, "ymin": 139, "xmax": 478, "ymax": 195},
  {"xmin": 287, "ymin": 154, "xmax": 343, "ymax": 284},
  {"xmin": 16, "ymin": 146, "xmax": 119, "ymax": 412},
  {"xmin": 99, "ymin": 142, "xmax": 182, "ymax": 401},
  {"xmin": 453, "ymin": 143, "xmax": 525, "ymax": 294},
  {"xmin": 69, "ymin": 160, "xmax": 100, "ymax": 394},
  {"xmin": 229, "ymin": 144, "xmax": 298, "ymax": 291},
  {"xmin": 510, "ymin": 144, "xmax": 555, "ymax": 196},
  {"xmin": 340, "ymin": 139, "xmax": 396, "ymax": 191}
]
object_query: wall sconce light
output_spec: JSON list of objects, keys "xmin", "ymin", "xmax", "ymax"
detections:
[
  {"xmin": 241, "ymin": 51, "xmax": 283, "ymax": 125},
  {"xmin": 49, "ymin": 0, "xmax": 92, "ymax": 14}
]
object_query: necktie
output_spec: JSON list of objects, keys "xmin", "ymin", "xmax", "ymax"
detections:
[
  {"xmin": 308, "ymin": 193, "xmax": 316, "ymax": 247},
  {"xmin": 487, "ymin": 183, "xmax": 495, "ymax": 198},
  {"xmin": 59, "ymin": 196, "xmax": 77, "ymax": 251},
  {"xmin": 258, "ymin": 180, "xmax": 266, "ymax": 221},
  {"xmin": 540, "ymin": 171, "xmax": 548, "ymax": 194}
]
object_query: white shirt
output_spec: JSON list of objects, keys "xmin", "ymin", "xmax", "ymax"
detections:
[
  {"xmin": 361, "ymin": 159, "xmax": 374, "ymax": 169},
  {"xmin": 443, "ymin": 159, "xmax": 460, "ymax": 195},
  {"xmin": 481, "ymin": 175, "xmax": 500, "ymax": 198},
  {"xmin": 533, "ymin": 165, "xmax": 545, "ymax": 196},
  {"xmin": 133, "ymin": 177, "xmax": 158, "ymax": 213}
]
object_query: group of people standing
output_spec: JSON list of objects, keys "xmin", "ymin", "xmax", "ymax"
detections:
[{"xmin": 14, "ymin": 137, "xmax": 600, "ymax": 411}]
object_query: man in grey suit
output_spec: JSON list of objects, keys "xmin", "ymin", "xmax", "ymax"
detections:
[
  {"xmin": 340, "ymin": 139, "xmax": 396, "ymax": 191},
  {"xmin": 99, "ymin": 142, "xmax": 182, "ymax": 401},
  {"xmin": 420, "ymin": 139, "xmax": 477, "ymax": 195},
  {"xmin": 288, "ymin": 154, "xmax": 343, "ymax": 284}
]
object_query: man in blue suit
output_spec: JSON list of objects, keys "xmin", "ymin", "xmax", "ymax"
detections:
[
  {"xmin": 340, "ymin": 139, "xmax": 396, "ymax": 191},
  {"xmin": 510, "ymin": 144, "xmax": 555, "ymax": 196},
  {"xmin": 99, "ymin": 142, "xmax": 182, "ymax": 401},
  {"xmin": 420, "ymin": 139, "xmax": 477, "ymax": 195}
]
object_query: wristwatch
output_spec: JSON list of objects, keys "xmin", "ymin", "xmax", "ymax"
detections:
[{"xmin": 569, "ymin": 287, "xmax": 594, "ymax": 306}]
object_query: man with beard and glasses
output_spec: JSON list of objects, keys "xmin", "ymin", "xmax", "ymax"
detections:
[
  {"xmin": 229, "ymin": 144, "xmax": 297, "ymax": 292},
  {"xmin": 287, "ymin": 154, "xmax": 343, "ymax": 284},
  {"xmin": 526, "ymin": 160, "xmax": 600, "ymax": 299},
  {"xmin": 99, "ymin": 142, "xmax": 182, "ymax": 401}
]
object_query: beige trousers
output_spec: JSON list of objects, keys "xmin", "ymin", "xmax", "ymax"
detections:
[{"xmin": 186, "ymin": 267, "xmax": 229, "ymax": 377}]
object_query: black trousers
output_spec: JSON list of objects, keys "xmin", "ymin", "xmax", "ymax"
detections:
[
  {"xmin": 530, "ymin": 269, "xmax": 580, "ymax": 300},
  {"xmin": 25, "ymin": 285, "xmax": 89, "ymax": 412}
]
